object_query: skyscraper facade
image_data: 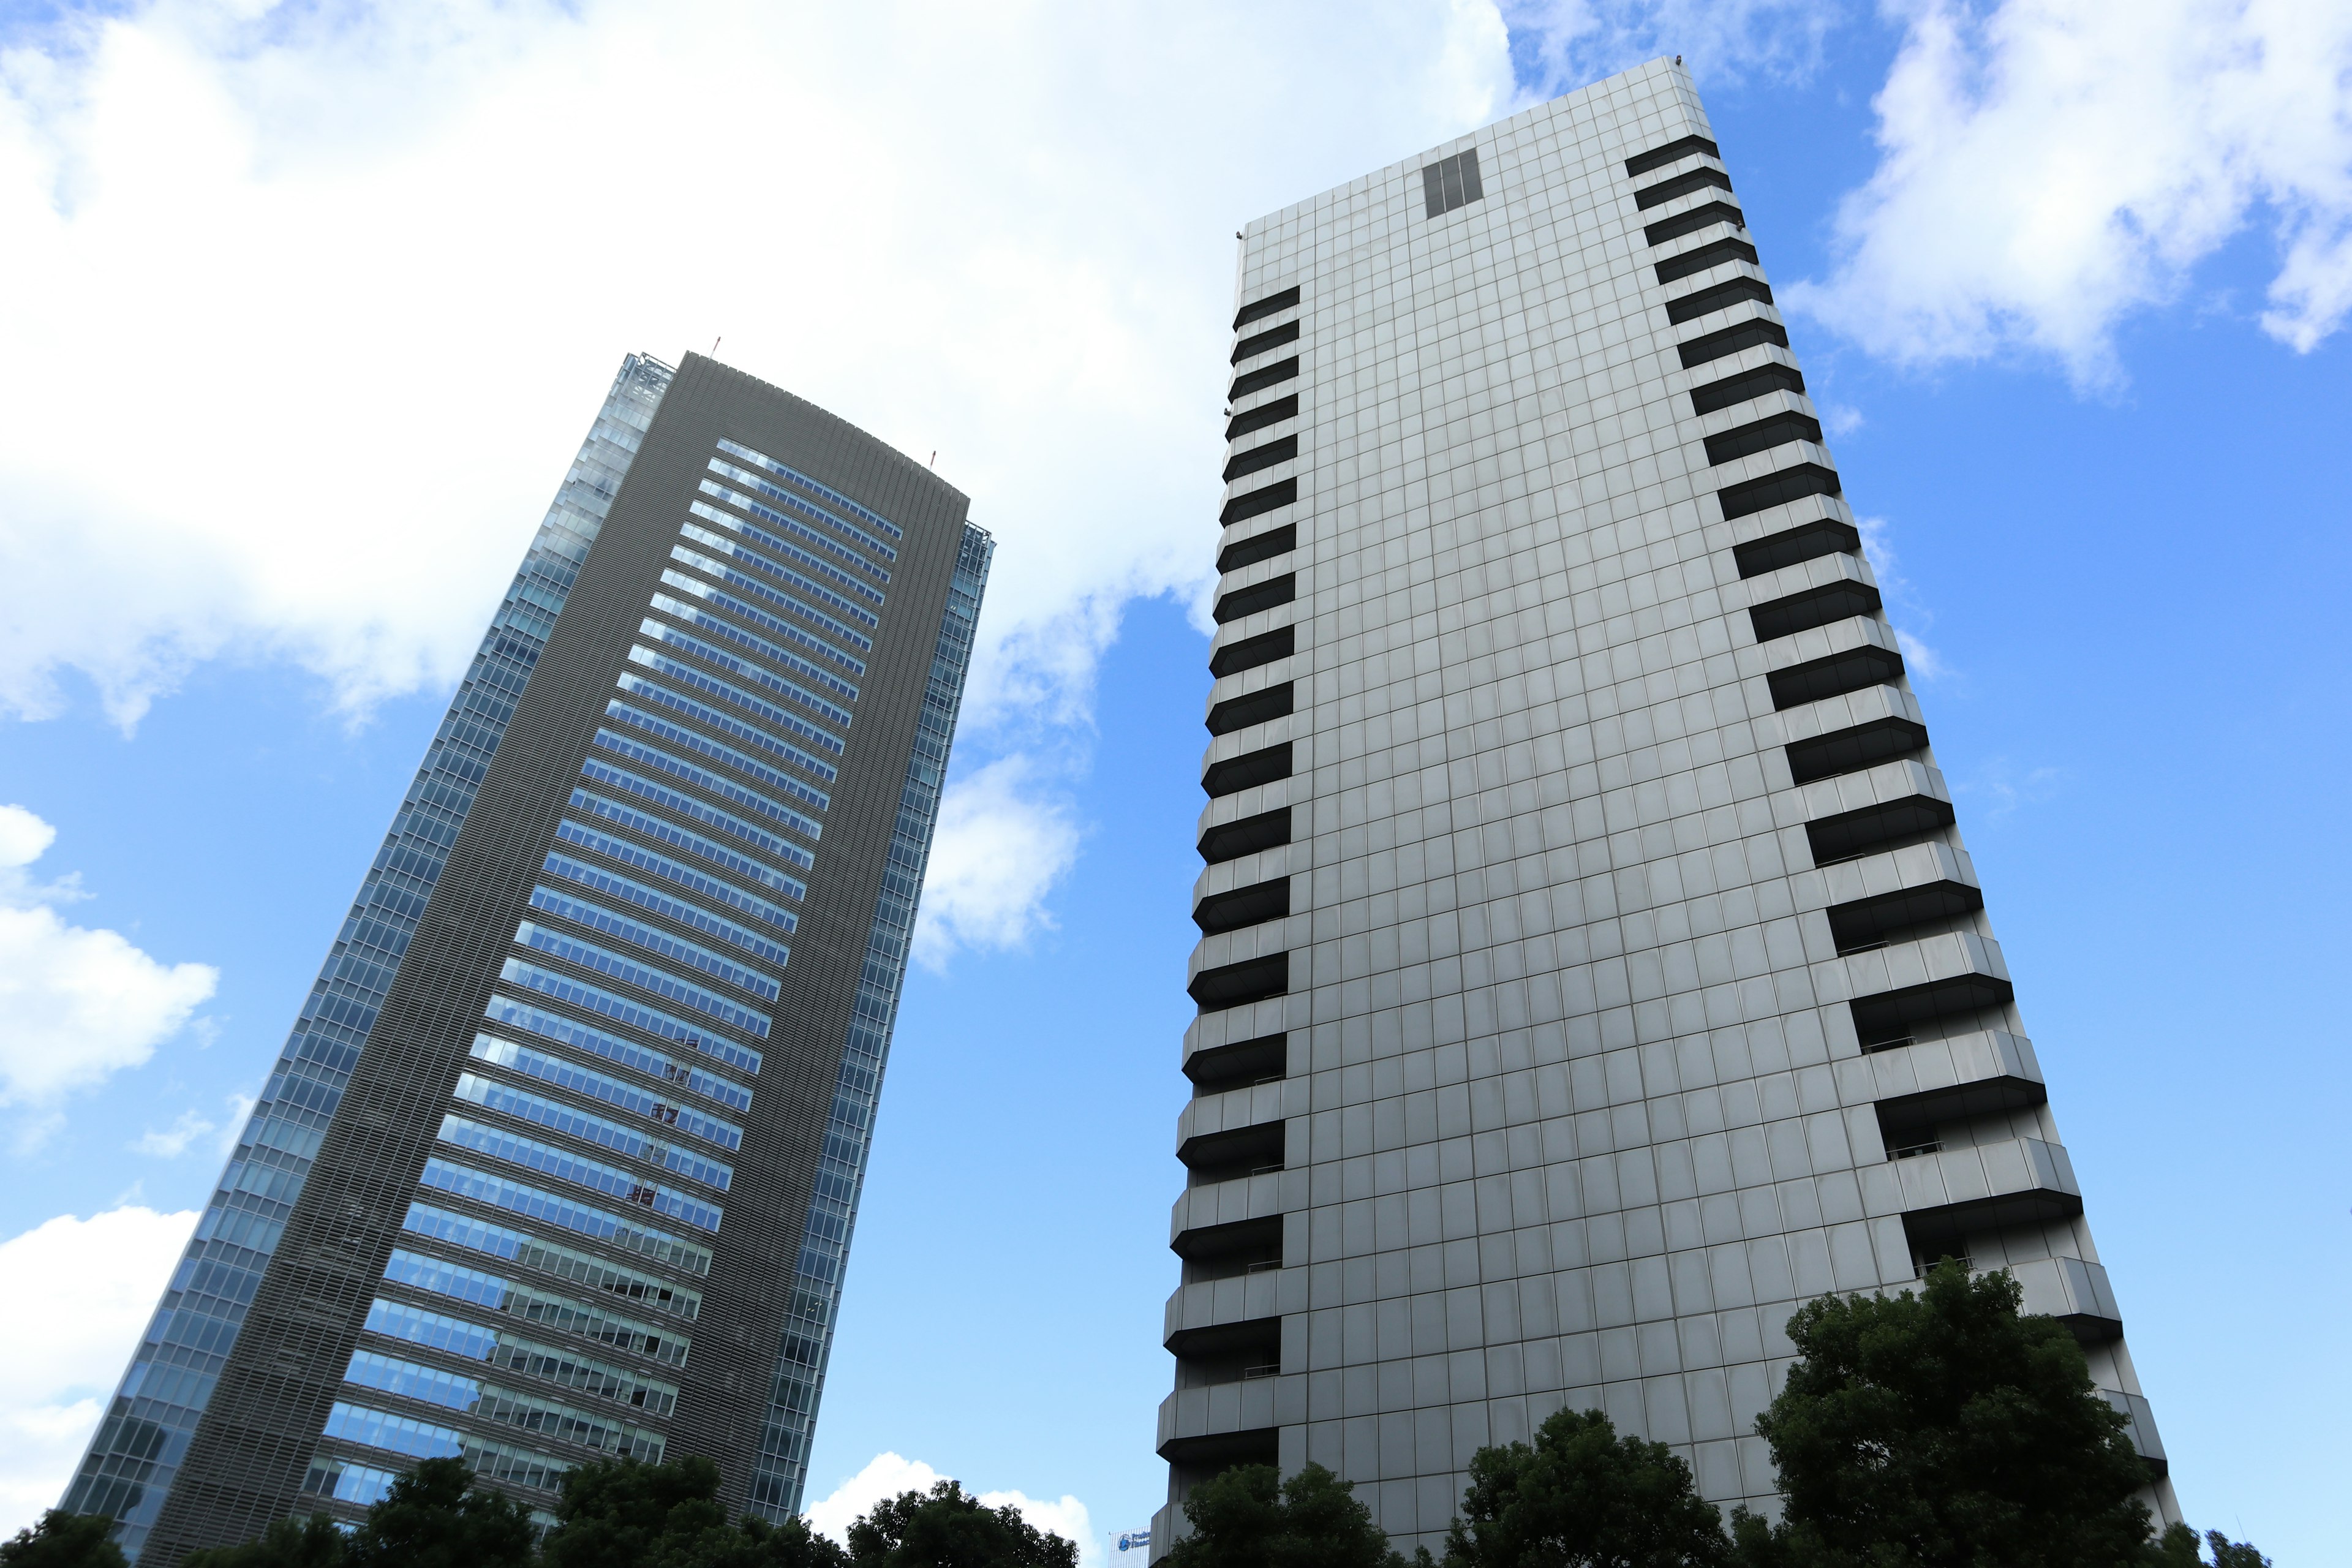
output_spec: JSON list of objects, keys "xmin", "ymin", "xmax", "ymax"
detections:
[
  {"xmin": 1159, "ymin": 58, "xmax": 2170, "ymax": 1550},
  {"xmin": 64, "ymin": 353, "xmax": 992, "ymax": 1562}
]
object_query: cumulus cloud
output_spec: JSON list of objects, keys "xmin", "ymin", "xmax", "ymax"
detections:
[
  {"xmin": 0, "ymin": 1206, "xmax": 198, "ymax": 1537},
  {"xmin": 1852, "ymin": 516, "xmax": 1952, "ymax": 684},
  {"xmin": 1502, "ymin": 0, "xmax": 1843, "ymax": 92},
  {"xmin": 1791, "ymin": 0, "xmax": 2352, "ymax": 381},
  {"xmin": 913, "ymin": 758, "xmax": 1083, "ymax": 971},
  {"xmin": 0, "ymin": 0, "xmax": 1514, "ymax": 730},
  {"xmin": 0, "ymin": 805, "xmax": 218, "ymax": 1107},
  {"xmin": 805, "ymin": 1453, "xmax": 1099, "ymax": 1568}
]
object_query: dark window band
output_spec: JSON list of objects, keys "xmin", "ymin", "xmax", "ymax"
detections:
[
  {"xmin": 1189, "ymin": 951, "xmax": 1289, "ymax": 1012},
  {"xmin": 1692, "ymin": 361, "xmax": 1804, "ymax": 415},
  {"xmin": 1786, "ymin": 716, "xmax": 1929, "ymax": 785},
  {"xmin": 1194, "ymin": 877, "xmax": 1291, "ymax": 935},
  {"xmin": 1233, "ymin": 286, "xmax": 1300, "ymax": 331},
  {"xmin": 1749, "ymin": 579, "xmax": 1882, "ymax": 643},
  {"xmin": 1199, "ymin": 807, "xmax": 1289, "ymax": 865},
  {"xmin": 1667, "ymin": 276, "xmax": 1773, "ymax": 325},
  {"xmin": 1210, "ymin": 625, "xmax": 1293, "ymax": 679},
  {"xmin": 1221, "ymin": 477, "xmax": 1296, "ymax": 527},
  {"xmin": 1422, "ymin": 148, "xmax": 1484, "ymax": 217},
  {"xmin": 1767, "ymin": 645, "xmax": 1904, "ymax": 710},
  {"xmin": 1229, "ymin": 357, "xmax": 1300, "ymax": 402},
  {"xmin": 1204, "ymin": 742, "xmax": 1292, "ymax": 798},
  {"xmin": 1678, "ymin": 318, "xmax": 1789, "ymax": 369},
  {"xmin": 1805, "ymin": 794, "xmax": 1954, "ymax": 865},
  {"xmin": 1226, "ymin": 395, "xmax": 1298, "ymax": 441},
  {"xmin": 1719, "ymin": 462, "xmax": 1842, "ymax": 521},
  {"xmin": 1218, "ymin": 524, "xmax": 1294, "ymax": 575},
  {"xmin": 1624, "ymin": 133, "xmax": 1721, "ymax": 177},
  {"xmin": 1214, "ymin": 574, "xmax": 1296, "ymax": 625},
  {"xmin": 1223, "ymin": 435, "xmax": 1297, "ymax": 484},
  {"xmin": 1645, "ymin": 201, "xmax": 1746, "ymax": 247},
  {"xmin": 1208, "ymin": 682, "xmax": 1294, "ymax": 737},
  {"xmin": 1634, "ymin": 166, "xmax": 1733, "ymax": 210},
  {"xmin": 1232, "ymin": 321, "xmax": 1300, "ymax": 366},
  {"xmin": 1655, "ymin": 236, "xmax": 1757, "ymax": 285},
  {"xmin": 1732, "ymin": 516, "xmax": 1858, "ymax": 579},
  {"xmin": 1185, "ymin": 1031, "xmax": 1286, "ymax": 1088},
  {"xmin": 1705, "ymin": 411, "xmax": 1821, "ymax": 466}
]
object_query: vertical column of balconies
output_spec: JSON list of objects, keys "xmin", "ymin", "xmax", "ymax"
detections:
[
  {"xmin": 1158, "ymin": 284, "xmax": 1313, "ymax": 1518},
  {"xmin": 1623, "ymin": 135, "xmax": 2163, "ymax": 1474}
]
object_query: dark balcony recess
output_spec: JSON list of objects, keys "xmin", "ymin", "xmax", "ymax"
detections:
[
  {"xmin": 1159, "ymin": 1427, "xmax": 1280, "ymax": 1471},
  {"xmin": 1234, "ymin": 285, "xmax": 1300, "ymax": 331},
  {"xmin": 1185, "ymin": 1031, "xmax": 1286, "ymax": 1088},
  {"xmin": 1227, "ymin": 396, "xmax": 1300, "ymax": 442},
  {"xmin": 1706, "ymin": 410, "xmax": 1821, "ymax": 466},
  {"xmin": 1221, "ymin": 477, "xmax": 1296, "ymax": 528},
  {"xmin": 1668, "ymin": 276, "xmax": 1773, "ymax": 325},
  {"xmin": 1232, "ymin": 320, "xmax": 1301, "ymax": 365},
  {"xmin": 1850, "ymin": 973, "xmax": 2016, "ymax": 1049},
  {"xmin": 1214, "ymin": 574, "xmax": 1296, "ymax": 625},
  {"xmin": 1645, "ymin": 201, "xmax": 1746, "ymax": 247},
  {"xmin": 1827, "ymin": 881, "xmax": 1983, "ymax": 953},
  {"xmin": 1768, "ymin": 645, "xmax": 1904, "ymax": 710},
  {"xmin": 1204, "ymin": 743, "xmax": 1292, "ymax": 799},
  {"xmin": 1624, "ymin": 133, "xmax": 1721, "ymax": 177},
  {"xmin": 1733, "ymin": 516, "xmax": 1858, "ymax": 579},
  {"xmin": 1208, "ymin": 683, "xmax": 1294, "ymax": 737},
  {"xmin": 1786, "ymin": 716, "xmax": 1929, "ymax": 786},
  {"xmin": 1224, "ymin": 436, "xmax": 1297, "ymax": 484},
  {"xmin": 1874, "ymin": 1077, "xmax": 2047, "ymax": 1150},
  {"xmin": 1195, "ymin": 877, "xmax": 1290, "ymax": 935},
  {"xmin": 1199, "ymin": 807, "xmax": 1291, "ymax": 865},
  {"xmin": 1189, "ymin": 952, "xmax": 1288, "ymax": 1012},
  {"xmin": 1210, "ymin": 626, "xmax": 1293, "ymax": 680},
  {"xmin": 1656, "ymin": 236, "xmax": 1758, "ymax": 285},
  {"xmin": 1218, "ymin": 523, "xmax": 1295, "ymax": 574},
  {"xmin": 1805, "ymin": 794, "xmax": 1955, "ymax": 865},
  {"xmin": 1748, "ymin": 579, "xmax": 1883, "ymax": 643},
  {"xmin": 1719, "ymin": 462, "xmax": 1842, "ymax": 521},
  {"xmin": 1677, "ymin": 315, "xmax": 1786, "ymax": 368},
  {"xmin": 1634, "ymin": 166, "xmax": 1733, "ymax": 210},
  {"xmin": 1901, "ymin": 1189, "xmax": 2081, "ymax": 1260},
  {"xmin": 1170, "ymin": 1213, "xmax": 1281, "ymax": 1263},
  {"xmin": 1693, "ymin": 360, "xmax": 1804, "ymax": 416},
  {"xmin": 1179, "ymin": 1120, "xmax": 1285, "ymax": 1178},
  {"xmin": 1230, "ymin": 356, "xmax": 1300, "ymax": 402},
  {"xmin": 1166, "ymin": 1315, "xmax": 1281, "ymax": 1363}
]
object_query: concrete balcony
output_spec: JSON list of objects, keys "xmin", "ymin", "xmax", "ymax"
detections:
[
  {"xmin": 1826, "ymin": 931, "xmax": 2014, "ymax": 1049},
  {"xmin": 1842, "ymin": 1028, "xmax": 2046, "ymax": 1146},
  {"xmin": 1776, "ymin": 684, "xmax": 1928, "ymax": 786},
  {"xmin": 1811, "ymin": 840, "xmax": 1982, "ymax": 954},
  {"xmin": 1891, "ymin": 1135, "xmax": 2082, "ymax": 1255},
  {"xmin": 2011, "ymin": 1254, "xmax": 2125, "ymax": 1344},
  {"xmin": 1792, "ymin": 756, "xmax": 1954, "ymax": 865}
]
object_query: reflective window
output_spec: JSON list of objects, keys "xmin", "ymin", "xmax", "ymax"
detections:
[
  {"xmin": 541, "ymin": 851, "xmax": 793, "ymax": 964},
  {"xmin": 669, "ymin": 545, "xmax": 873, "ymax": 652},
  {"xmin": 300, "ymin": 1453, "xmax": 401, "ymax": 1508},
  {"xmin": 625, "ymin": 645, "xmax": 844, "ymax": 760},
  {"xmin": 527, "ymin": 886, "xmax": 779, "ymax": 1000},
  {"xmin": 647, "ymin": 597, "xmax": 858, "ymax": 703},
  {"xmin": 385, "ymin": 1237, "xmax": 693, "ymax": 1354},
  {"xmin": 362, "ymin": 1297, "xmax": 679, "ymax": 1414},
  {"xmin": 341, "ymin": 1351, "xmax": 664, "ymax": 1458},
  {"xmin": 482, "ymin": 993, "xmax": 753, "ymax": 1112},
  {"xmin": 704, "ymin": 462, "xmax": 894, "ymax": 576},
  {"xmin": 499, "ymin": 957, "xmax": 764, "ymax": 1075},
  {"xmin": 580, "ymin": 755, "xmax": 817, "ymax": 870},
  {"xmin": 680, "ymin": 516, "xmax": 880, "ymax": 628},
  {"xmin": 704, "ymin": 456, "xmax": 899, "ymax": 561},
  {"xmin": 567, "ymin": 788, "xmax": 808, "ymax": 903},
  {"xmin": 657, "ymin": 570, "xmax": 865, "ymax": 677},
  {"xmin": 439, "ymin": 1114, "xmax": 725, "ymax": 1232},
  {"xmin": 612, "ymin": 675, "xmax": 838, "ymax": 788},
  {"xmin": 417, "ymin": 1158, "xmax": 712, "ymax": 1275},
  {"xmin": 687, "ymin": 494, "xmax": 885, "ymax": 606},
  {"xmin": 589, "ymin": 731, "xmax": 820, "ymax": 846},
  {"xmin": 551, "ymin": 821, "xmax": 799, "ymax": 935},
  {"xmin": 473, "ymin": 1033, "xmax": 745, "ymax": 1149},
  {"xmin": 637, "ymin": 620, "xmax": 852, "ymax": 729},
  {"xmin": 714, "ymin": 439, "xmax": 905, "ymax": 540},
  {"xmin": 454, "ymin": 1071, "xmax": 737, "ymax": 1188},
  {"xmin": 514, "ymin": 920, "xmax": 772, "ymax": 1037}
]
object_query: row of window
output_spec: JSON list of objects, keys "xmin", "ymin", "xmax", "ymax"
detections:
[
  {"xmin": 319, "ymin": 1403, "xmax": 589, "ymax": 1490},
  {"xmin": 514, "ymin": 921, "xmax": 774, "ymax": 1036},
  {"xmin": 418, "ymin": 1157, "xmax": 710, "ymax": 1275},
  {"xmin": 438, "ymin": 1115, "xmax": 725, "ymax": 1232},
  {"xmin": 542, "ymin": 851, "xmax": 793, "ymax": 960},
  {"xmin": 396, "ymin": 1203, "xmax": 701, "ymax": 1324},
  {"xmin": 706, "ymin": 459, "xmax": 895, "ymax": 575},
  {"xmin": 386, "ymin": 1238, "xmax": 687, "ymax": 1362},
  {"xmin": 714, "ymin": 439, "xmax": 905, "ymax": 541},
  {"xmin": 672, "ymin": 542, "xmax": 874, "ymax": 654},
  {"xmin": 341, "ymin": 1352, "xmax": 667, "ymax": 1457},
  {"xmin": 484, "ymin": 993, "xmax": 750, "ymax": 1112},
  {"xmin": 471, "ymin": 1034, "xmax": 742, "ymax": 1152},
  {"xmin": 362, "ymin": 1297, "xmax": 679, "ymax": 1413},
  {"xmin": 686, "ymin": 507, "xmax": 882, "ymax": 627},
  {"xmin": 527, "ymin": 885, "xmax": 779, "ymax": 1000},
  {"xmin": 498, "ymin": 957, "xmax": 763, "ymax": 1074},
  {"xmin": 650, "ymin": 592, "xmax": 859, "ymax": 703},
  {"xmin": 453, "ymin": 1074, "xmax": 735, "ymax": 1192},
  {"xmin": 566, "ymin": 788, "xmax": 807, "ymax": 905},
  {"xmin": 625, "ymin": 647, "xmax": 845, "ymax": 765},
  {"xmin": 635, "ymin": 622, "xmax": 852, "ymax": 736}
]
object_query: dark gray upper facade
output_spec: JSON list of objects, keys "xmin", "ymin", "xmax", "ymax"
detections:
[{"xmin": 64, "ymin": 352, "xmax": 991, "ymax": 1562}]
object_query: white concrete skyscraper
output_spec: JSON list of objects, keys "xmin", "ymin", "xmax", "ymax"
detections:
[{"xmin": 1158, "ymin": 58, "xmax": 2171, "ymax": 1550}]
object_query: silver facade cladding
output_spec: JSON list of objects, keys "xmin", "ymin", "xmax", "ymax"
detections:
[
  {"xmin": 1158, "ymin": 58, "xmax": 2171, "ymax": 1554},
  {"xmin": 64, "ymin": 353, "xmax": 990, "ymax": 1560}
]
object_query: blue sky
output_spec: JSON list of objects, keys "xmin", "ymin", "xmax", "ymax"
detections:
[{"xmin": 1, "ymin": 1, "xmax": 2346, "ymax": 1562}]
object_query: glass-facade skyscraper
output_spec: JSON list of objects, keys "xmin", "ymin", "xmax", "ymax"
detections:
[
  {"xmin": 1159, "ymin": 58, "xmax": 2172, "ymax": 1551},
  {"xmin": 63, "ymin": 352, "xmax": 992, "ymax": 1562}
]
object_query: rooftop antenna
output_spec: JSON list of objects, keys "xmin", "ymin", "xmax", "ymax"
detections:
[
  {"xmin": 929, "ymin": 451, "xmax": 937, "ymax": 467},
  {"xmin": 712, "ymin": 336, "xmax": 723, "ymax": 356}
]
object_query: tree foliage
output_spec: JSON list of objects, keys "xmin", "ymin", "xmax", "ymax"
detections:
[
  {"xmin": 183, "ymin": 1513, "xmax": 348, "ymax": 1568},
  {"xmin": 846, "ymin": 1480, "xmax": 1076, "ymax": 1568},
  {"xmin": 344, "ymin": 1457, "xmax": 538, "ymax": 1568},
  {"xmin": 0, "ymin": 1512, "xmax": 128, "ymax": 1568},
  {"xmin": 1437, "ymin": 1408, "xmax": 1729, "ymax": 1568},
  {"xmin": 1163, "ymin": 1463, "xmax": 1406, "ymax": 1568},
  {"xmin": 1743, "ymin": 1262, "xmax": 2155, "ymax": 1568}
]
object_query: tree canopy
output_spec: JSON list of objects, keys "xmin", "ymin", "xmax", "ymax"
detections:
[
  {"xmin": 846, "ymin": 1480, "xmax": 1075, "ymax": 1568},
  {"xmin": 0, "ymin": 1512, "xmax": 129, "ymax": 1568},
  {"xmin": 1163, "ymin": 1462, "xmax": 1406, "ymax": 1568},
  {"xmin": 1438, "ymin": 1408, "xmax": 1730, "ymax": 1568}
]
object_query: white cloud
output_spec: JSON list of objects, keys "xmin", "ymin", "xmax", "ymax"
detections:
[
  {"xmin": 913, "ymin": 756, "xmax": 1082, "ymax": 970},
  {"xmin": 804, "ymin": 1453, "xmax": 1099, "ymax": 1568},
  {"xmin": 1791, "ymin": 0, "xmax": 2352, "ymax": 381},
  {"xmin": 1502, "ymin": 0, "xmax": 1842, "ymax": 92},
  {"xmin": 0, "ymin": 805, "xmax": 218, "ymax": 1108},
  {"xmin": 0, "ymin": 1206, "xmax": 198, "ymax": 1537},
  {"xmin": 0, "ymin": 0, "xmax": 1515, "ymax": 730},
  {"xmin": 1852, "ymin": 516, "xmax": 1951, "ymax": 683},
  {"xmin": 132, "ymin": 1106, "xmax": 215, "ymax": 1158}
]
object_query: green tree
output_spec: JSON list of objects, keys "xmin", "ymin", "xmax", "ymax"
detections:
[
  {"xmin": 540, "ymin": 1455, "xmax": 730, "ymax": 1568},
  {"xmin": 182, "ymin": 1514, "xmax": 346, "ymax": 1568},
  {"xmin": 2149, "ymin": 1523, "xmax": 2272, "ymax": 1568},
  {"xmin": 1163, "ymin": 1463, "xmax": 1406, "ymax": 1568},
  {"xmin": 846, "ymin": 1480, "xmax": 1077, "ymax": 1568},
  {"xmin": 341, "ymin": 1456, "xmax": 535, "ymax": 1568},
  {"xmin": 1744, "ymin": 1261, "xmax": 2156, "ymax": 1568},
  {"xmin": 1437, "ymin": 1408, "xmax": 1729, "ymax": 1568},
  {"xmin": 0, "ymin": 1512, "xmax": 127, "ymax": 1568}
]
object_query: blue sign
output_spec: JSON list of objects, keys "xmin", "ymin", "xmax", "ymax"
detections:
[{"xmin": 1117, "ymin": 1531, "xmax": 1151, "ymax": 1553}]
